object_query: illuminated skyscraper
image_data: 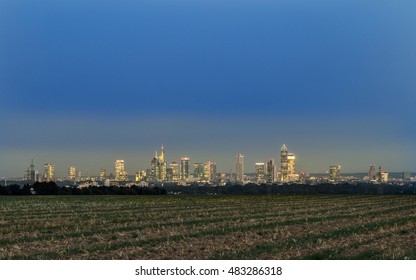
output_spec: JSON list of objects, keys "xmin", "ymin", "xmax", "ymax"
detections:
[
  {"xmin": 148, "ymin": 145, "xmax": 167, "ymax": 182},
  {"xmin": 380, "ymin": 171, "xmax": 389, "ymax": 182},
  {"xmin": 25, "ymin": 159, "xmax": 37, "ymax": 182},
  {"xmin": 280, "ymin": 144, "xmax": 289, "ymax": 182},
  {"xmin": 170, "ymin": 161, "xmax": 179, "ymax": 181},
  {"xmin": 180, "ymin": 157, "xmax": 190, "ymax": 180},
  {"xmin": 135, "ymin": 170, "xmax": 146, "ymax": 182},
  {"xmin": 99, "ymin": 168, "xmax": 106, "ymax": 181},
  {"xmin": 159, "ymin": 162, "xmax": 167, "ymax": 181},
  {"xmin": 368, "ymin": 164, "xmax": 376, "ymax": 181},
  {"xmin": 193, "ymin": 162, "xmax": 204, "ymax": 180},
  {"xmin": 329, "ymin": 165, "xmax": 341, "ymax": 181},
  {"xmin": 115, "ymin": 160, "xmax": 128, "ymax": 181},
  {"xmin": 288, "ymin": 153, "xmax": 296, "ymax": 174},
  {"xmin": 255, "ymin": 163, "xmax": 266, "ymax": 184},
  {"xmin": 280, "ymin": 145, "xmax": 297, "ymax": 182},
  {"xmin": 204, "ymin": 161, "xmax": 217, "ymax": 182},
  {"xmin": 43, "ymin": 162, "xmax": 54, "ymax": 182},
  {"xmin": 166, "ymin": 168, "xmax": 173, "ymax": 181},
  {"xmin": 68, "ymin": 166, "xmax": 76, "ymax": 180},
  {"xmin": 266, "ymin": 159, "xmax": 276, "ymax": 183},
  {"xmin": 236, "ymin": 154, "xmax": 244, "ymax": 182},
  {"xmin": 150, "ymin": 154, "xmax": 159, "ymax": 181}
]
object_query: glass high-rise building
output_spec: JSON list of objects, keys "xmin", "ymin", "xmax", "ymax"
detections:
[
  {"xmin": 68, "ymin": 166, "xmax": 76, "ymax": 180},
  {"xmin": 170, "ymin": 161, "xmax": 179, "ymax": 181},
  {"xmin": 115, "ymin": 160, "xmax": 128, "ymax": 181},
  {"xmin": 280, "ymin": 144, "xmax": 289, "ymax": 182},
  {"xmin": 180, "ymin": 157, "xmax": 190, "ymax": 180},
  {"xmin": 43, "ymin": 162, "xmax": 54, "ymax": 182},
  {"xmin": 255, "ymin": 162, "xmax": 266, "ymax": 184},
  {"xmin": 99, "ymin": 168, "xmax": 106, "ymax": 180},
  {"xmin": 266, "ymin": 159, "xmax": 275, "ymax": 183},
  {"xmin": 329, "ymin": 165, "xmax": 341, "ymax": 181},
  {"xmin": 193, "ymin": 162, "xmax": 204, "ymax": 179},
  {"xmin": 204, "ymin": 161, "xmax": 217, "ymax": 182},
  {"xmin": 236, "ymin": 154, "xmax": 244, "ymax": 182},
  {"xmin": 368, "ymin": 164, "xmax": 376, "ymax": 181}
]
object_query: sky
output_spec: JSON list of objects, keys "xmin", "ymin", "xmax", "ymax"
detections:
[{"xmin": 1, "ymin": 0, "xmax": 415, "ymax": 177}]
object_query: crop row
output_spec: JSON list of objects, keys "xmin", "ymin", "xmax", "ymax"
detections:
[{"xmin": 1, "ymin": 195, "xmax": 415, "ymax": 259}]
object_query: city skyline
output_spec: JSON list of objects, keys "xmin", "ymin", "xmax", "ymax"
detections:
[
  {"xmin": 4, "ymin": 143, "xmax": 414, "ymax": 180},
  {"xmin": 1, "ymin": 1, "xmax": 415, "ymax": 177}
]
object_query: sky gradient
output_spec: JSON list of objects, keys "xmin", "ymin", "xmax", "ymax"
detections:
[{"xmin": 1, "ymin": 0, "xmax": 415, "ymax": 177}]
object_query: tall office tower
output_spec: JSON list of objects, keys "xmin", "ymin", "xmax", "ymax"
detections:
[
  {"xmin": 166, "ymin": 168, "xmax": 173, "ymax": 181},
  {"xmin": 380, "ymin": 171, "xmax": 389, "ymax": 182},
  {"xmin": 180, "ymin": 157, "xmax": 190, "ymax": 180},
  {"xmin": 204, "ymin": 161, "xmax": 217, "ymax": 182},
  {"xmin": 158, "ymin": 144, "xmax": 165, "ymax": 163},
  {"xmin": 170, "ymin": 161, "xmax": 179, "ymax": 181},
  {"xmin": 115, "ymin": 160, "xmax": 128, "ymax": 181},
  {"xmin": 150, "ymin": 155, "xmax": 159, "ymax": 181},
  {"xmin": 135, "ymin": 170, "xmax": 146, "ymax": 182},
  {"xmin": 43, "ymin": 162, "xmax": 54, "ymax": 182},
  {"xmin": 29, "ymin": 159, "xmax": 36, "ymax": 181},
  {"xmin": 236, "ymin": 154, "xmax": 244, "ymax": 182},
  {"xmin": 266, "ymin": 159, "xmax": 276, "ymax": 183},
  {"xmin": 329, "ymin": 165, "xmax": 341, "ymax": 181},
  {"xmin": 25, "ymin": 159, "xmax": 37, "ymax": 181},
  {"xmin": 68, "ymin": 166, "xmax": 76, "ymax": 180},
  {"xmin": 368, "ymin": 164, "xmax": 376, "ymax": 181},
  {"xmin": 193, "ymin": 162, "xmax": 204, "ymax": 179},
  {"xmin": 288, "ymin": 153, "xmax": 296, "ymax": 174},
  {"xmin": 99, "ymin": 168, "xmax": 106, "ymax": 181},
  {"xmin": 159, "ymin": 162, "xmax": 167, "ymax": 181},
  {"xmin": 255, "ymin": 163, "xmax": 266, "ymax": 184},
  {"xmin": 280, "ymin": 144, "xmax": 289, "ymax": 182}
]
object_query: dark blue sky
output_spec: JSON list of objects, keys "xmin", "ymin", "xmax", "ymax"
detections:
[{"xmin": 1, "ymin": 0, "xmax": 415, "ymax": 176}]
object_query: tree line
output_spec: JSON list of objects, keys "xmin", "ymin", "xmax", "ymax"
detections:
[
  {"xmin": 0, "ymin": 182, "xmax": 167, "ymax": 195},
  {"xmin": 1, "ymin": 182, "xmax": 415, "ymax": 196}
]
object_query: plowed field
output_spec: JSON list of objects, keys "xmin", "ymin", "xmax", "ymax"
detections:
[{"xmin": 1, "ymin": 195, "xmax": 415, "ymax": 259}]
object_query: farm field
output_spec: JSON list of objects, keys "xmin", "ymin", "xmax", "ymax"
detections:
[{"xmin": 0, "ymin": 195, "xmax": 416, "ymax": 260}]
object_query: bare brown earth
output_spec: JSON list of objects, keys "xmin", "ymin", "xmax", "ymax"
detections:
[{"xmin": 0, "ymin": 195, "xmax": 415, "ymax": 259}]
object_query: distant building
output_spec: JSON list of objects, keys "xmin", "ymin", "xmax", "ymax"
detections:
[
  {"xmin": 280, "ymin": 145, "xmax": 289, "ymax": 182},
  {"xmin": 288, "ymin": 153, "xmax": 296, "ymax": 175},
  {"xmin": 380, "ymin": 171, "xmax": 389, "ymax": 182},
  {"xmin": 203, "ymin": 161, "xmax": 217, "ymax": 182},
  {"xmin": 193, "ymin": 162, "xmax": 204, "ymax": 180},
  {"xmin": 68, "ymin": 166, "xmax": 76, "ymax": 180},
  {"xmin": 25, "ymin": 159, "xmax": 38, "ymax": 182},
  {"xmin": 368, "ymin": 164, "xmax": 377, "ymax": 181},
  {"xmin": 266, "ymin": 159, "xmax": 276, "ymax": 183},
  {"xmin": 255, "ymin": 163, "xmax": 266, "ymax": 184},
  {"xmin": 43, "ymin": 162, "xmax": 54, "ymax": 182},
  {"xmin": 76, "ymin": 171, "xmax": 81, "ymax": 181},
  {"xmin": 236, "ymin": 154, "xmax": 244, "ymax": 182},
  {"xmin": 166, "ymin": 168, "xmax": 173, "ymax": 181},
  {"xmin": 135, "ymin": 170, "xmax": 146, "ymax": 182},
  {"xmin": 329, "ymin": 165, "xmax": 341, "ymax": 181},
  {"xmin": 115, "ymin": 160, "xmax": 128, "ymax": 181},
  {"xmin": 170, "ymin": 161, "xmax": 179, "ymax": 181},
  {"xmin": 149, "ymin": 145, "xmax": 167, "ymax": 182},
  {"xmin": 150, "ymin": 154, "xmax": 159, "ymax": 181},
  {"xmin": 99, "ymin": 168, "xmax": 106, "ymax": 181},
  {"xmin": 159, "ymin": 162, "xmax": 167, "ymax": 181},
  {"xmin": 180, "ymin": 157, "xmax": 190, "ymax": 180}
]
